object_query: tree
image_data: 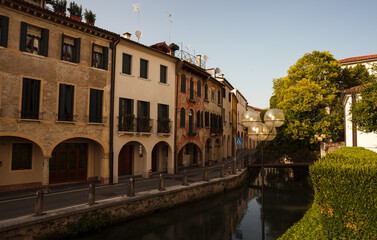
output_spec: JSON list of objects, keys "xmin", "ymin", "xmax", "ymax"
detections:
[
  {"xmin": 351, "ymin": 82, "xmax": 377, "ymax": 133},
  {"xmin": 267, "ymin": 51, "xmax": 374, "ymax": 159}
]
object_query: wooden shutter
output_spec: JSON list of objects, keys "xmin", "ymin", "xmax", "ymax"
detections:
[
  {"xmin": 74, "ymin": 38, "xmax": 80, "ymax": 63},
  {"xmin": 181, "ymin": 74, "xmax": 186, "ymax": 93},
  {"xmin": 197, "ymin": 111, "xmax": 200, "ymax": 127},
  {"xmin": 19, "ymin": 22, "xmax": 27, "ymax": 51},
  {"xmin": 41, "ymin": 28, "xmax": 49, "ymax": 57},
  {"xmin": 89, "ymin": 89, "xmax": 96, "ymax": 122},
  {"xmin": 96, "ymin": 90, "xmax": 103, "ymax": 122},
  {"xmin": 21, "ymin": 78, "xmax": 30, "ymax": 119},
  {"xmin": 201, "ymin": 111, "xmax": 204, "ymax": 128},
  {"xmin": 61, "ymin": 34, "xmax": 65, "ymax": 60},
  {"xmin": 66, "ymin": 85, "xmax": 74, "ymax": 120},
  {"xmin": 197, "ymin": 81, "xmax": 201, "ymax": 97},
  {"xmin": 180, "ymin": 107, "xmax": 185, "ymax": 127},
  {"xmin": 31, "ymin": 79, "xmax": 40, "ymax": 119},
  {"xmin": 58, "ymin": 84, "xmax": 65, "ymax": 120},
  {"xmin": 0, "ymin": 16, "xmax": 9, "ymax": 47},
  {"xmin": 102, "ymin": 46, "xmax": 109, "ymax": 70}
]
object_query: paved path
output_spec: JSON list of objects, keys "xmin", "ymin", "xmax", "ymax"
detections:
[{"xmin": 0, "ymin": 150, "xmax": 255, "ymax": 221}]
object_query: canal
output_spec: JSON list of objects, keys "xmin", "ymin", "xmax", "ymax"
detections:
[{"xmin": 73, "ymin": 167, "xmax": 313, "ymax": 240}]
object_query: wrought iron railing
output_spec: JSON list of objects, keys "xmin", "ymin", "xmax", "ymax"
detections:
[
  {"xmin": 157, "ymin": 119, "xmax": 172, "ymax": 134},
  {"xmin": 118, "ymin": 115, "xmax": 136, "ymax": 132},
  {"xmin": 137, "ymin": 118, "xmax": 153, "ymax": 133},
  {"xmin": 175, "ymin": 50, "xmax": 206, "ymax": 69}
]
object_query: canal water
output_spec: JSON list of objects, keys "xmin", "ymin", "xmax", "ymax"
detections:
[{"xmin": 74, "ymin": 167, "xmax": 313, "ymax": 240}]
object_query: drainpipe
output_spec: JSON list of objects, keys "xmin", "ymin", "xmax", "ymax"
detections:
[
  {"xmin": 174, "ymin": 63, "xmax": 179, "ymax": 174},
  {"xmin": 109, "ymin": 37, "xmax": 120, "ymax": 184}
]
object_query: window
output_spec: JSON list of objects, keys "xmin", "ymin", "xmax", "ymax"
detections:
[
  {"xmin": 204, "ymin": 84, "xmax": 208, "ymax": 100},
  {"xmin": 197, "ymin": 80, "xmax": 201, "ymax": 97},
  {"xmin": 21, "ymin": 78, "xmax": 40, "ymax": 120},
  {"xmin": 201, "ymin": 111, "xmax": 204, "ymax": 128},
  {"xmin": 140, "ymin": 59, "xmax": 148, "ymax": 79},
  {"xmin": 188, "ymin": 109, "xmax": 194, "ymax": 134},
  {"xmin": 0, "ymin": 15, "xmax": 9, "ymax": 47},
  {"xmin": 211, "ymin": 89, "xmax": 215, "ymax": 101},
  {"xmin": 205, "ymin": 111, "xmax": 209, "ymax": 127},
  {"xmin": 160, "ymin": 65, "xmax": 167, "ymax": 83},
  {"xmin": 137, "ymin": 100, "xmax": 151, "ymax": 132},
  {"xmin": 196, "ymin": 110, "xmax": 201, "ymax": 128},
  {"xmin": 20, "ymin": 22, "xmax": 49, "ymax": 56},
  {"xmin": 61, "ymin": 34, "xmax": 80, "ymax": 63},
  {"xmin": 89, "ymin": 89, "xmax": 103, "ymax": 123},
  {"xmin": 181, "ymin": 74, "xmax": 186, "ymax": 93},
  {"xmin": 189, "ymin": 78, "xmax": 194, "ymax": 100},
  {"xmin": 222, "ymin": 88, "xmax": 226, "ymax": 98},
  {"xmin": 12, "ymin": 143, "xmax": 32, "ymax": 170},
  {"xmin": 158, "ymin": 104, "xmax": 169, "ymax": 133},
  {"xmin": 218, "ymin": 90, "xmax": 221, "ymax": 104},
  {"xmin": 92, "ymin": 44, "xmax": 108, "ymax": 70},
  {"xmin": 180, "ymin": 107, "xmax": 185, "ymax": 127},
  {"xmin": 229, "ymin": 92, "xmax": 231, "ymax": 102},
  {"xmin": 122, "ymin": 53, "xmax": 132, "ymax": 74},
  {"xmin": 58, "ymin": 84, "xmax": 74, "ymax": 121},
  {"xmin": 119, "ymin": 98, "xmax": 134, "ymax": 131}
]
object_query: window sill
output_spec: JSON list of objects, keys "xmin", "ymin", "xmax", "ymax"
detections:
[
  {"xmin": 60, "ymin": 60, "xmax": 78, "ymax": 66},
  {"xmin": 17, "ymin": 118, "xmax": 43, "ymax": 123},
  {"xmin": 0, "ymin": 46, "xmax": 4, "ymax": 50},
  {"xmin": 56, "ymin": 120, "xmax": 76, "ymax": 124},
  {"xmin": 87, "ymin": 122, "xmax": 105, "ymax": 125},
  {"xmin": 138, "ymin": 76, "xmax": 151, "ymax": 82},
  {"xmin": 137, "ymin": 132, "xmax": 152, "ymax": 136},
  {"xmin": 22, "ymin": 52, "xmax": 45, "ymax": 59},
  {"xmin": 157, "ymin": 133, "xmax": 171, "ymax": 137},
  {"xmin": 91, "ymin": 67, "xmax": 107, "ymax": 72},
  {"xmin": 158, "ymin": 82, "xmax": 170, "ymax": 86},
  {"xmin": 118, "ymin": 131, "xmax": 136, "ymax": 136},
  {"xmin": 120, "ymin": 72, "xmax": 134, "ymax": 77}
]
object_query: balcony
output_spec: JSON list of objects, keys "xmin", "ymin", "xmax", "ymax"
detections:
[
  {"xmin": 118, "ymin": 115, "xmax": 136, "ymax": 132},
  {"xmin": 210, "ymin": 127, "xmax": 223, "ymax": 136},
  {"xmin": 157, "ymin": 119, "xmax": 172, "ymax": 135},
  {"xmin": 137, "ymin": 117, "xmax": 153, "ymax": 133}
]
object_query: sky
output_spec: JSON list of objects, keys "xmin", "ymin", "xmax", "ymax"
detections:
[{"xmin": 64, "ymin": 0, "xmax": 377, "ymax": 109}]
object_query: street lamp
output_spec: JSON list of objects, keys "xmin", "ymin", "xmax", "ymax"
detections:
[{"xmin": 241, "ymin": 108, "xmax": 285, "ymax": 240}]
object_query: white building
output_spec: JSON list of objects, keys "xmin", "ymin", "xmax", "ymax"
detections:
[{"xmin": 113, "ymin": 38, "xmax": 177, "ymax": 182}]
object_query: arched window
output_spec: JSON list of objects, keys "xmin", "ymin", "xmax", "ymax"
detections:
[
  {"xmin": 180, "ymin": 107, "xmax": 185, "ymax": 127},
  {"xmin": 197, "ymin": 110, "xmax": 201, "ymax": 128},
  {"xmin": 181, "ymin": 74, "xmax": 186, "ymax": 93},
  {"xmin": 204, "ymin": 84, "xmax": 208, "ymax": 100},
  {"xmin": 197, "ymin": 80, "xmax": 201, "ymax": 97},
  {"xmin": 189, "ymin": 109, "xmax": 194, "ymax": 134},
  {"xmin": 189, "ymin": 78, "xmax": 194, "ymax": 99}
]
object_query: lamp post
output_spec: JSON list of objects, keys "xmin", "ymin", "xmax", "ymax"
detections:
[{"xmin": 241, "ymin": 108, "xmax": 284, "ymax": 240}]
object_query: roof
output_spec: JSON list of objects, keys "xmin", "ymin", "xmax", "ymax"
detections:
[
  {"xmin": 149, "ymin": 42, "xmax": 172, "ymax": 55},
  {"xmin": 248, "ymin": 105, "xmax": 264, "ymax": 111},
  {"xmin": 339, "ymin": 54, "xmax": 377, "ymax": 65},
  {"xmin": 342, "ymin": 84, "xmax": 371, "ymax": 94}
]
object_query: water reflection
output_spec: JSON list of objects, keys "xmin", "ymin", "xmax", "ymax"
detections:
[{"xmin": 74, "ymin": 167, "xmax": 312, "ymax": 240}]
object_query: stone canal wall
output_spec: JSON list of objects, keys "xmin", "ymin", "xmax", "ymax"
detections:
[{"xmin": 0, "ymin": 169, "xmax": 248, "ymax": 239}]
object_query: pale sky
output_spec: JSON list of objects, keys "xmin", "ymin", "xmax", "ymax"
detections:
[{"xmin": 64, "ymin": 0, "xmax": 377, "ymax": 108}]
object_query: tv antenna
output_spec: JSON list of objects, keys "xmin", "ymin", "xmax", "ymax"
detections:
[
  {"xmin": 167, "ymin": 12, "xmax": 173, "ymax": 44},
  {"xmin": 203, "ymin": 55, "xmax": 209, "ymax": 62},
  {"xmin": 215, "ymin": 67, "xmax": 221, "ymax": 76},
  {"xmin": 132, "ymin": 3, "xmax": 142, "ymax": 42}
]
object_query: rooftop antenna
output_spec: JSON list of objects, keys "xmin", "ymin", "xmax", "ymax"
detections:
[
  {"xmin": 203, "ymin": 55, "xmax": 209, "ymax": 62},
  {"xmin": 167, "ymin": 12, "xmax": 173, "ymax": 44},
  {"xmin": 132, "ymin": 3, "xmax": 142, "ymax": 42},
  {"xmin": 215, "ymin": 67, "xmax": 221, "ymax": 77}
]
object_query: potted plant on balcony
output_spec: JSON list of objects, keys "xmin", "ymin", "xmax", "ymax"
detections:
[
  {"xmin": 123, "ymin": 114, "xmax": 135, "ymax": 131},
  {"xmin": 50, "ymin": 0, "xmax": 67, "ymax": 16},
  {"xmin": 67, "ymin": 1, "xmax": 82, "ymax": 22},
  {"xmin": 139, "ymin": 116, "xmax": 152, "ymax": 132},
  {"xmin": 159, "ymin": 118, "xmax": 171, "ymax": 133},
  {"xmin": 84, "ymin": 8, "xmax": 96, "ymax": 25}
]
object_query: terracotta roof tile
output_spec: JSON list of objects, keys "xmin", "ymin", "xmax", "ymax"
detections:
[{"xmin": 339, "ymin": 54, "xmax": 377, "ymax": 64}]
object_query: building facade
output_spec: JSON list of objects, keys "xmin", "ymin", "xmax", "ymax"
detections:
[
  {"xmin": 113, "ymin": 39, "xmax": 177, "ymax": 181},
  {"xmin": 0, "ymin": 0, "xmax": 118, "ymax": 191}
]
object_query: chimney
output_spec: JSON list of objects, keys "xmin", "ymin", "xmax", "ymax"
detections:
[
  {"xmin": 169, "ymin": 43, "xmax": 179, "ymax": 56},
  {"xmin": 123, "ymin": 32, "xmax": 132, "ymax": 40},
  {"xmin": 196, "ymin": 55, "xmax": 201, "ymax": 67}
]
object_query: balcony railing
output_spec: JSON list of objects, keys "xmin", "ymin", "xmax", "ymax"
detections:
[
  {"xmin": 157, "ymin": 119, "xmax": 172, "ymax": 134},
  {"xmin": 118, "ymin": 115, "xmax": 136, "ymax": 132},
  {"xmin": 175, "ymin": 49, "xmax": 207, "ymax": 69},
  {"xmin": 137, "ymin": 117, "xmax": 153, "ymax": 133}
]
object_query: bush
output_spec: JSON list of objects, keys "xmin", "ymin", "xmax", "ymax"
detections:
[{"xmin": 279, "ymin": 147, "xmax": 377, "ymax": 239}]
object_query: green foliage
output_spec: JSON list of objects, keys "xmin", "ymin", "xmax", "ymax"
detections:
[
  {"xmin": 50, "ymin": 0, "xmax": 67, "ymax": 13},
  {"xmin": 67, "ymin": 1, "xmax": 82, "ymax": 18},
  {"xmin": 351, "ymin": 82, "xmax": 377, "ymax": 133},
  {"xmin": 84, "ymin": 9, "xmax": 96, "ymax": 24},
  {"xmin": 269, "ymin": 51, "xmax": 375, "ymax": 157},
  {"xmin": 280, "ymin": 147, "xmax": 377, "ymax": 239}
]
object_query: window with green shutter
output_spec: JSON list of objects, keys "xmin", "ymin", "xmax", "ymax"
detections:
[
  {"xmin": 89, "ymin": 89, "xmax": 103, "ymax": 123},
  {"xmin": 58, "ymin": 84, "xmax": 74, "ymax": 121},
  {"xmin": 21, "ymin": 78, "xmax": 40, "ymax": 120},
  {"xmin": 181, "ymin": 74, "xmax": 186, "ymax": 93},
  {"xmin": 140, "ymin": 59, "xmax": 148, "ymax": 79},
  {"xmin": 160, "ymin": 65, "xmax": 167, "ymax": 83},
  {"xmin": 122, "ymin": 53, "xmax": 132, "ymax": 74}
]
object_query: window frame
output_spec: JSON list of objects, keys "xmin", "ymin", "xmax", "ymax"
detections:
[
  {"xmin": 92, "ymin": 43, "xmax": 108, "ymax": 70},
  {"xmin": 140, "ymin": 58, "xmax": 148, "ymax": 79},
  {"xmin": 181, "ymin": 74, "xmax": 186, "ymax": 93},
  {"xmin": 20, "ymin": 22, "xmax": 49, "ymax": 57},
  {"xmin": 89, "ymin": 88, "xmax": 103, "ymax": 123},
  {"xmin": 21, "ymin": 78, "xmax": 41, "ymax": 120},
  {"xmin": 0, "ymin": 15, "xmax": 9, "ymax": 47},
  {"xmin": 160, "ymin": 65, "xmax": 167, "ymax": 83},
  {"xmin": 180, "ymin": 107, "xmax": 186, "ymax": 128},
  {"xmin": 58, "ymin": 83, "xmax": 75, "ymax": 121},
  {"xmin": 61, "ymin": 34, "xmax": 80, "ymax": 63},
  {"xmin": 11, "ymin": 143, "xmax": 32, "ymax": 171},
  {"xmin": 122, "ymin": 53, "xmax": 132, "ymax": 75}
]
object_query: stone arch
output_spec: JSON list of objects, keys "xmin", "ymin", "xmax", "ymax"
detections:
[
  {"xmin": 205, "ymin": 138, "xmax": 212, "ymax": 165},
  {"xmin": 214, "ymin": 138, "xmax": 221, "ymax": 163},
  {"xmin": 0, "ymin": 132, "xmax": 47, "ymax": 156},
  {"xmin": 118, "ymin": 141, "xmax": 147, "ymax": 177},
  {"xmin": 177, "ymin": 143, "xmax": 202, "ymax": 169},
  {"xmin": 48, "ymin": 134, "xmax": 107, "ymax": 156}
]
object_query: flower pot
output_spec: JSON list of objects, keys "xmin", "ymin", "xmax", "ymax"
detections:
[
  {"xmin": 56, "ymin": 11, "xmax": 66, "ymax": 16},
  {"xmin": 85, "ymin": 21, "xmax": 94, "ymax": 26},
  {"xmin": 70, "ymin": 15, "xmax": 82, "ymax": 22}
]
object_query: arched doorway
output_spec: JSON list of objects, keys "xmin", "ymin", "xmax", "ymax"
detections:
[
  {"xmin": 49, "ymin": 137, "xmax": 104, "ymax": 184},
  {"xmin": 152, "ymin": 141, "xmax": 171, "ymax": 173},
  {"xmin": 177, "ymin": 143, "xmax": 201, "ymax": 168},
  {"xmin": 118, "ymin": 142, "xmax": 146, "ymax": 176}
]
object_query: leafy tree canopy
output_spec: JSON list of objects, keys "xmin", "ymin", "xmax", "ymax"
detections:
[
  {"xmin": 351, "ymin": 82, "xmax": 377, "ymax": 133},
  {"xmin": 268, "ymin": 51, "xmax": 374, "ymax": 157}
]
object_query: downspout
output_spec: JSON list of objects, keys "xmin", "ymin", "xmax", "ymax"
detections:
[
  {"xmin": 174, "ymin": 62, "xmax": 179, "ymax": 174},
  {"xmin": 109, "ymin": 37, "xmax": 120, "ymax": 184}
]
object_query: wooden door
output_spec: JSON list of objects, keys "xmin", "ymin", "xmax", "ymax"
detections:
[
  {"xmin": 152, "ymin": 147, "xmax": 158, "ymax": 172},
  {"xmin": 119, "ymin": 145, "xmax": 133, "ymax": 176}
]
